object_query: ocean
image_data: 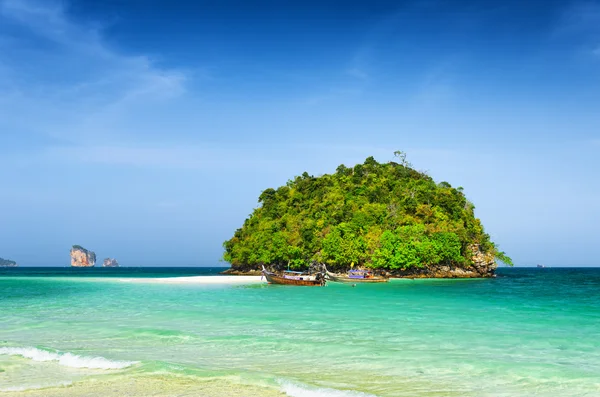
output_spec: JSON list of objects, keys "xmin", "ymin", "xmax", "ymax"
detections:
[{"xmin": 1, "ymin": 267, "xmax": 599, "ymax": 396}]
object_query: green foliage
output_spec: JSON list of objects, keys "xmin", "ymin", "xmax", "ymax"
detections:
[
  {"xmin": 495, "ymin": 250, "xmax": 514, "ymax": 267},
  {"xmin": 223, "ymin": 153, "xmax": 507, "ymax": 270},
  {"xmin": 322, "ymin": 223, "xmax": 367, "ymax": 266},
  {"xmin": 371, "ymin": 226, "xmax": 464, "ymax": 270}
]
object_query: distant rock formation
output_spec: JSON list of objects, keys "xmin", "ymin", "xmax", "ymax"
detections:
[
  {"xmin": 70, "ymin": 245, "xmax": 96, "ymax": 267},
  {"xmin": 0, "ymin": 257, "xmax": 17, "ymax": 267},
  {"xmin": 103, "ymin": 258, "xmax": 119, "ymax": 267}
]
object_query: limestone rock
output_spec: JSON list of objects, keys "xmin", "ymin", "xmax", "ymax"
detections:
[
  {"xmin": 103, "ymin": 258, "xmax": 119, "ymax": 267},
  {"xmin": 225, "ymin": 245, "xmax": 499, "ymax": 278},
  {"xmin": 70, "ymin": 245, "xmax": 96, "ymax": 267},
  {"xmin": 387, "ymin": 244, "xmax": 497, "ymax": 278},
  {"xmin": 221, "ymin": 267, "xmax": 262, "ymax": 275},
  {"xmin": 468, "ymin": 244, "xmax": 497, "ymax": 276},
  {"xmin": 0, "ymin": 257, "xmax": 17, "ymax": 267}
]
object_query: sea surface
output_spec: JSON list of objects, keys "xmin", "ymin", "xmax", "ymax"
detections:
[{"xmin": 1, "ymin": 267, "xmax": 599, "ymax": 396}]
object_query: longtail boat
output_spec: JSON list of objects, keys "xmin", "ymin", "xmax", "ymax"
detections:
[
  {"xmin": 261, "ymin": 266, "xmax": 326, "ymax": 286},
  {"xmin": 324, "ymin": 266, "xmax": 388, "ymax": 283}
]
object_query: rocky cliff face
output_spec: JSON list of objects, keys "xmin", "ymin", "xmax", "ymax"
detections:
[
  {"xmin": 103, "ymin": 258, "xmax": 119, "ymax": 267},
  {"xmin": 70, "ymin": 246, "xmax": 96, "ymax": 267},
  {"xmin": 468, "ymin": 244, "xmax": 498, "ymax": 277},
  {"xmin": 221, "ymin": 266, "xmax": 262, "ymax": 275},
  {"xmin": 388, "ymin": 244, "xmax": 497, "ymax": 278},
  {"xmin": 225, "ymin": 244, "xmax": 498, "ymax": 278}
]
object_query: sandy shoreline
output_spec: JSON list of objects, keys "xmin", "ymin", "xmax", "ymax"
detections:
[
  {"xmin": 120, "ymin": 275, "xmax": 265, "ymax": 284},
  {"xmin": 0, "ymin": 374, "xmax": 286, "ymax": 397}
]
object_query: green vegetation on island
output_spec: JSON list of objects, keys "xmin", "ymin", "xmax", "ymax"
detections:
[
  {"xmin": 223, "ymin": 152, "xmax": 512, "ymax": 276},
  {"xmin": 0, "ymin": 257, "xmax": 17, "ymax": 267}
]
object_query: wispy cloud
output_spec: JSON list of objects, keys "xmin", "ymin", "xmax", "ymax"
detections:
[
  {"xmin": 560, "ymin": 1, "xmax": 600, "ymax": 32},
  {"xmin": 24, "ymin": 143, "xmax": 455, "ymax": 177},
  {"xmin": 345, "ymin": 8, "xmax": 407, "ymax": 82},
  {"xmin": 345, "ymin": 67, "xmax": 369, "ymax": 80},
  {"xmin": 35, "ymin": 144, "xmax": 317, "ymax": 173},
  {"xmin": 412, "ymin": 64, "xmax": 458, "ymax": 107},
  {"xmin": 0, "ymin": 0, "xmax": 187, "ymax": 144},
  {"xmin": 42, "ymin": 145, "xmax": 250, "ymax": 170},
  {"xmin": 556, "ymin": 1, "xmax": 600, "ymax": 58}
]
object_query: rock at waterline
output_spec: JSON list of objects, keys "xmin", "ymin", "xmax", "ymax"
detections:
[
  {"xmin": 70, "ymin": 245, "xmax": 96, "ymax": 267},
  {"xmin": 103, "ymin": 258, "xmax": 119, "ymax": 267},
  {"xmin": 0, "ymin": 257, "xmax": 17, "ymax": 267}
]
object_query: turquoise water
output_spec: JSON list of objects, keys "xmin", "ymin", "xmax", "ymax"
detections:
[{"xmin": 1, "ymin": 268, "xmax": 599, "ymax": 396}]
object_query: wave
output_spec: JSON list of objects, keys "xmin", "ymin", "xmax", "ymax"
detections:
[
  {"xmin": 279, "ymin": 380, "xmax": 378, "ymax": 397},
  {"xmin": 0, "ymin": 347, "xmax": 138, "ymax": 369}
]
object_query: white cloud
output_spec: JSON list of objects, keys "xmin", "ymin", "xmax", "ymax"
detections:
[
  {"xmin": 44, "ymin": 145, "xmax": 230, "ymax": 169},
  {"xmin": 22, "ymin": 143, "xmax": 453, "ymax": 176},
  {"xmin": 40, "ymin": 144, "xmax": 281, "ymax": 171},
  {"xmin": 0, "ymin": 0, "xmax": 187, "ymax": 144}
]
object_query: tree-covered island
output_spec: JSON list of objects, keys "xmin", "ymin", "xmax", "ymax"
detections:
[{"xmin": 223, "ymin": 152, "xmax": 512, "ymax": 277}]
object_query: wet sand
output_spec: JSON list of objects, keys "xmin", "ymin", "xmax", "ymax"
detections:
[{"xmin": 2, "ymin": 374, "xmax": 285, "ymax": 397}]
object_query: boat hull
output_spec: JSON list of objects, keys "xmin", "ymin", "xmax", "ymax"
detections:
[
  {"xmin": 263, "ymin": 272, "xmax": 325, "ymax": 286},
  {"xmin": 326, "ymin": 272, "xmax": 388, "ymax": 283}
]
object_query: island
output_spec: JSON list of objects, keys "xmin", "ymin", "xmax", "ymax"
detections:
[
  {"xmin": 103, "ymin": 258, "xmax": 119, "ymax": 267},
  {"xmin": 0, "ymin": 257, "xmax": 17, "ymax": 267},
  {"xmin": 223, "ymin": 152, "xmax": 512, "ymax": 278},
  {"xmin": 70, "ymin": 245, "xmax": 96, "ymax": 267}
]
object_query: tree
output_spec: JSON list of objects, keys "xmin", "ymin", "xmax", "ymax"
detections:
[
  {"xmin": 223, "ymin": 152, "xmax": 511, "ymax": 271},
  {"xmin": 393, "ymin": 150, "xmax": 412, "ymax": 168}
]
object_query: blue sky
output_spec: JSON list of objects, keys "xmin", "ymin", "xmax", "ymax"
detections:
[{"xmin": 0, "ymin": 0, "xmax": 599, "ymax": 266}]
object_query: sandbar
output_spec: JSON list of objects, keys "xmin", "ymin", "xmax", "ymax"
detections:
[{"xmin": 120, "ymin": 275, "xmax": 265, "ymax": 285}]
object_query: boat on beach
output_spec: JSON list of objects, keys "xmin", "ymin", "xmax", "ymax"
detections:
[
  {"xmin": 324, "ymin": 266, "xmax": 389, "ymax": 283},
  {"xmin": 261, "ymin": 266, "xmax": 326, "ymax": 286}
]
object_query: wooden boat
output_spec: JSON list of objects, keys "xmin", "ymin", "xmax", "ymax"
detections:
[
  {"xmin": 261, "ymin": 266, "xmax": 326, "ymax": 286},
  {"xmin": 324, "ymin": 267, "xmax": 388, "ymax": 283}
]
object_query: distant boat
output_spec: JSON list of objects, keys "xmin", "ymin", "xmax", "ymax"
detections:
[
  {"xmin": 261, "ymin": 266, "xmax": 325, "ymax": 286},
  {"xmin": 536, "ymin": 264, "xmax": 546, "ymax": 268},
  {"xmin": 324, "ymin": 266, "xmax": 388, "ymax": 283}
]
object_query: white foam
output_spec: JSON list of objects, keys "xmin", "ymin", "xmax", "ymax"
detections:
[
  {"xmin": 279, "ymin": 380, "xmax": 378, "ymax": 397},
  {"xmin": 0, "ymin": 347, "xmax": 138, "ymax": 369}
]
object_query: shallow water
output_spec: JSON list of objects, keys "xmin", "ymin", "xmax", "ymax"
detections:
[{"xmin": 1, "ymin": 267, "xmax": 599, "ymax": 396}]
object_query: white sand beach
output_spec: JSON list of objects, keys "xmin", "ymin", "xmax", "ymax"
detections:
[{"xmin": 120, "ymin": 275, "xmax": 265, "ymax": 284}]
